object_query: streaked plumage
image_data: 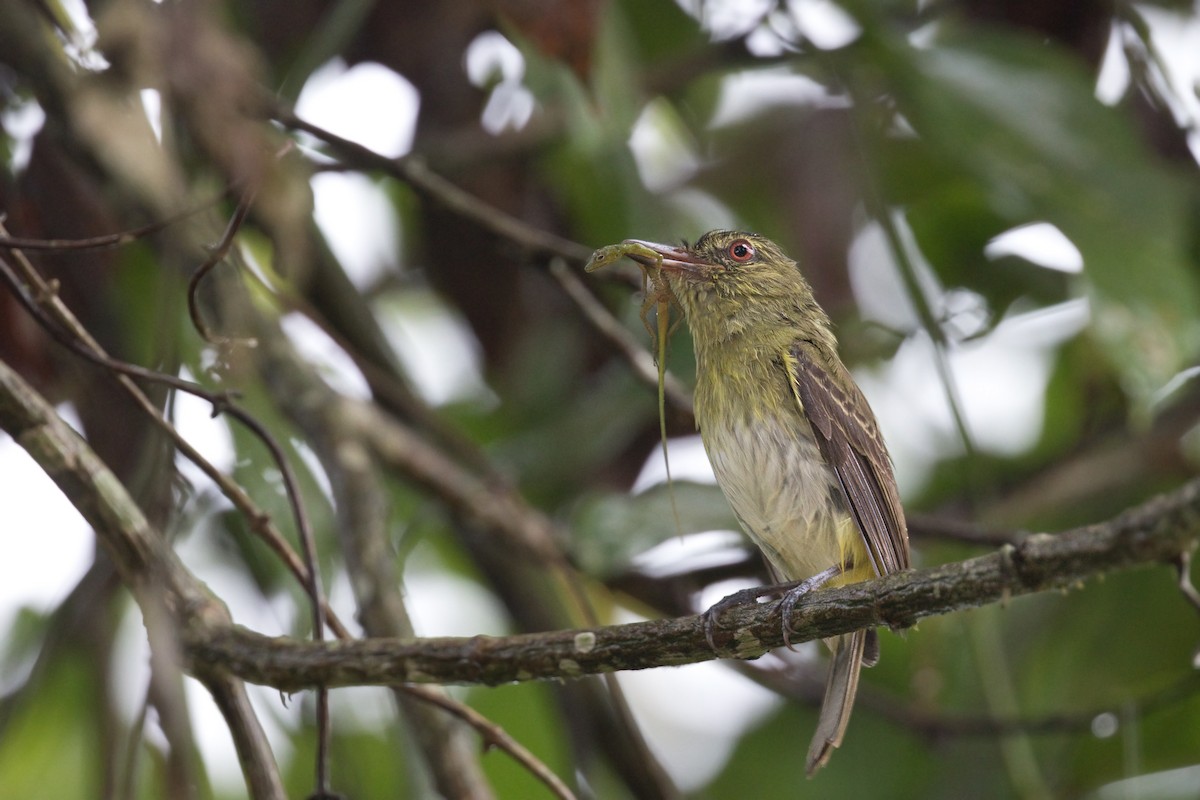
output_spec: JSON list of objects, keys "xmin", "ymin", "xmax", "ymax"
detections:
[{"xmin": 623, "ymin": 230, "xmax": 910, "ymax": 775}]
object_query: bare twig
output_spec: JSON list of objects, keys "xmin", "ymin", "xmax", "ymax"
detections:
[
  {"xmin": 273, "ymin": 105, "xmax": 591, "ymax": 263},
  {"xmin": 0, "ymin": 247, "xmax": 340, "ymax": 630},
  {"xmin": 346, "ymin": 398, "xmax": 565, "ymax": 564},
  {"xmin": 549, "ymin": 259, "xmax": 693, "ymax": 415},
  {"xmin": 199, "ymin": 674, "xmax": 287, "ymax": 800},
  {"xmin": 400, "ymin": 685, "xmax": 577, "ymax": 800},
  {"xmin": 907, "ymin": 512, "xmax": 1027, "ymax": 547},
  {"xmin": 0, "ymin": 199, "xmax": 217, "ymax": 252},
  {"xmin": 186, "ymin": 193, "xmax": 257, "ymax": 345}
]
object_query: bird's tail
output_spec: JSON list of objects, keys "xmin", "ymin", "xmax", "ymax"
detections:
[{"xmin": 805, "ymin": 629, "xmax": 867, "ymax": 777}]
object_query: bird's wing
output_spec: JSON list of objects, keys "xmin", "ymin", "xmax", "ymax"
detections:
[{"xmin": 787, "ymin": 341, "xmax": 909, "ymax": 576}]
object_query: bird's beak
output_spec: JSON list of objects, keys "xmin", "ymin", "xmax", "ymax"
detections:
[{"xmin": 621, "ymin": 239, "xmax": 710, "ymax": 279}]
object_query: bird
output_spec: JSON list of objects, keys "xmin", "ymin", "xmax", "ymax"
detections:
[{"xmin": 619, "ymin": 230, "xmax": 910, "ymax": 775}]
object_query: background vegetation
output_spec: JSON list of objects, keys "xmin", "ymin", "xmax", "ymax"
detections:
[{"xmin": 1, "ymin": 0, "xmax": 1199, "ymax": 798}]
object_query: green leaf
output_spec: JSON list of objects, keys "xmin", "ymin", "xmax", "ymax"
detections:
[
  {"xmin": 877, "ymin": 29, "xmax": 1200, "ymax": 410},
  {"xmin": 0, "ymin": 661, "xmax": 103, "ymax": 798},
  {"xmin": 469, "ymin": 683, "xmax": 570, "ymax": 798},
  {"xmin": 570, "ymin": 480, "xmax": 740, "ymax": 578}
]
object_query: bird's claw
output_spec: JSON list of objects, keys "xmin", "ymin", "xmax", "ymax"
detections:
[
  {"xmin": 703, "ymin": 581, "xmax": 805, "ymax": 652},
  {"xmin": 778, "ymin": 563, "xmax": 844, "ymax": 650},
  {"xmin": 703, "ymin": 586, "xmax": 760, "ymax": 651},
  {"xmin": 702, "ymin": 564, "xmax": 845, "ymax": 652}
]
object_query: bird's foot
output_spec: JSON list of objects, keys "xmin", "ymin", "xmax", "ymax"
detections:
[
  {"xmin": 703, "ymin": 583, "xmax": 792, "ymax": 652},
  {"xmin": 779, "ymin": 564, "xmax": 843, "ymax": 650}
]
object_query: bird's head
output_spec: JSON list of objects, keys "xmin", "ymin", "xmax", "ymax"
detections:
[{"xmin": 622, "ymin": 230, "xmax": 829, "ymax": 349}]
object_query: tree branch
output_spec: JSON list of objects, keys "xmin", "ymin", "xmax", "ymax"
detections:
[
  {"xmin": 186, "ymin": 478, "xmax": 1200, "ymax": 689},
  {"xmin": 0, "ymin": 355, "xmax": 287, "ymax": 800},
  {"xmin": 0, "ymin": 239, "xmax": 353, "ymax": 641},
  {"xmin": 248, "ymin": 298, "xmax": 500, "ymax": 799},
  {"xmin": 5, "ymin": 319, "xmax": 1199, "ymax": 754},
  {"xmin": 273, "ymin": 107, "xmax": 696, "ymax": 417},
  {"xmin": 274, "ymin": 105, "xmax": 591, "ymax": 263}
]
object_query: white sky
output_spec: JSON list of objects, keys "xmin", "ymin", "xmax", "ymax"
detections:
[{"xmin": 0, "ymin": 417, "xmax": 94, "ymax": 680}]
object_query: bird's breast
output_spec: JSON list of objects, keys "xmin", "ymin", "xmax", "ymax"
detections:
[{"xmin": 699, "ymin": 407, "xmax": 850, "ymax": 582}]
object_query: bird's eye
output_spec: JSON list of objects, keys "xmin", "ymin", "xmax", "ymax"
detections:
[{"xmin": 728, "ymin": 239, "xmax": 755, "ymax": 263}]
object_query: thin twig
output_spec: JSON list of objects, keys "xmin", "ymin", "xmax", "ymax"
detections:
[
  {"xmin": 907, "ymin": 512, "xmax": 1027, "ymax": 547},
  {"xmin": 400, "ymin": 685, "xmax": 577, "ymax": 800},
  {"xmin": 273, "ymin": 105, "xmax": 591, "ymax": 263},
  {"xmin": 195, "ymin": 668, "xmax": 289, "ymax": 799},
  {"xmin": 0, "ymin": 238, "xmax": 342, "ymax": 630},
  {"xmin": 187, "ymin": 194, "xmax": 257, "ymax": 345},
  {"xmin": 549, "ymin": 259, "xmax": 693, "ymax": 415},
  {"xmin": 0, "ymin": 199, "xmax": 218, "ymax": 253}
]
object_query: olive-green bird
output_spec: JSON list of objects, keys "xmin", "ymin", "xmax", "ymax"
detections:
[{"xmin": 624, "ymin": 231, "xmax": 910, "ymax": 775}]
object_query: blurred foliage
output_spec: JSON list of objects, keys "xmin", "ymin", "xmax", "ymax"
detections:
[
  {"xmin": 571, "ymin": 481, "xmax": 741, "ymax": 578},
  {"xmin": 2, "ymin": 0, "xmax": 1200, "ymax": 798},
  {"xmin": 0, "ymin": 660, "xmax": 100, "ymax": 798}
]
